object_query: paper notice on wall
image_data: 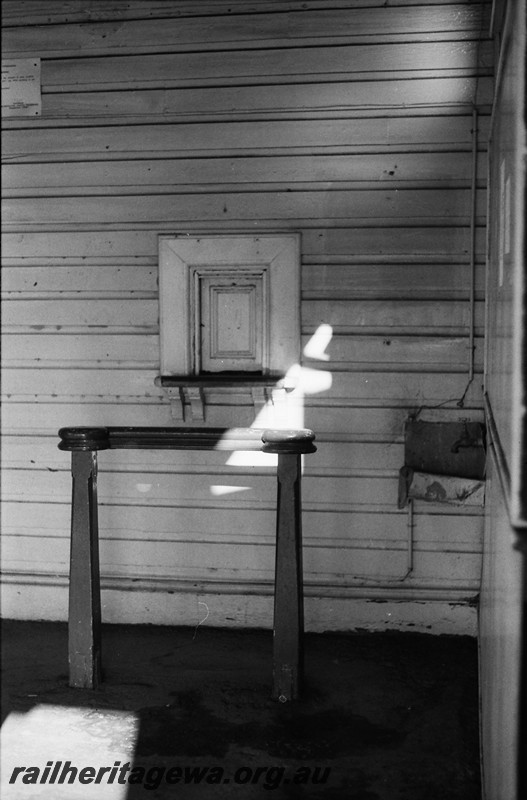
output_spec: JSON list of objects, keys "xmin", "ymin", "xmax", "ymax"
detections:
[{"xmin": 2, "ymin": 59, "xmax": 41, "ymax": 117}]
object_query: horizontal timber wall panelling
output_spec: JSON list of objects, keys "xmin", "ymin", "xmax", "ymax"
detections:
[{"xmin": 1, "ymin": 0, "xmax": 491, "ymax": 632}]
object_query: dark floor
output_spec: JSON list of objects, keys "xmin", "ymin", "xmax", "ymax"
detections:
[{"xmin": 0, "ymin": 621, "xmax": 481, "ymax": 799}]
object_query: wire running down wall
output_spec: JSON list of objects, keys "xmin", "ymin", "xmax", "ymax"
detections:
[{"xmin": 1, "ymin": 0, "xmax": 493, "ymax": 633}]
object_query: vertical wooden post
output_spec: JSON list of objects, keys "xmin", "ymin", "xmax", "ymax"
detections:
[
  {"xmin": 68, "ymin": 449, "xmax": 102, "ymax": 688},
  {"xmin": 59, "ymin": 428, "xmax": 108, "ymax": 688},
  {"xmin": 273, "ymin": 452, "xmax": 304, "ymax": 702}
]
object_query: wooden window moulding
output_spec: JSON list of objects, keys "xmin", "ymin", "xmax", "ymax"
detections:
[{"xmin": 157, "ymin": 233, "xmax": 300, "ymax": 421}]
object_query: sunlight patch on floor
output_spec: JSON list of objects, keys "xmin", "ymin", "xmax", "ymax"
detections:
[{"xmin": 1, "ymin": 704, "xmax": 138, "ymax": 799}]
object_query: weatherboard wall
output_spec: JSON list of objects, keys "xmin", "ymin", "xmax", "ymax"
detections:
[{"xmin": 1, "ymin": 0, "xmax": 492, "ymax": 633}]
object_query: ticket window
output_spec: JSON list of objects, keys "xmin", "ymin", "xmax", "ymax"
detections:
[{"xmin": 157, "ymin": 233, "xmax": 300, "ymax": 419}]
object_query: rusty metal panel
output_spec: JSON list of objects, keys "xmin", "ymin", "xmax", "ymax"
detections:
[{"xmin": 399, "ymin": 466, "xmax": 485, "ymax": 508}]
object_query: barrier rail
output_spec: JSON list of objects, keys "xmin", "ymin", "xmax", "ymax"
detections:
[{"xmin": 58, "ymin": 426, "xmax": 316, "ymax": 702}]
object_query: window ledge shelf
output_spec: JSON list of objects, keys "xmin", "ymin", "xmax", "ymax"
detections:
[{"xmin": 155, "ymin": 374, "xmax": 287, "ymax": 421}]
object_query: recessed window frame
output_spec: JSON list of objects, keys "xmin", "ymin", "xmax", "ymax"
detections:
[{"xmin": 158, "ymin": 233, "xmax": 301, "ymax": 379}]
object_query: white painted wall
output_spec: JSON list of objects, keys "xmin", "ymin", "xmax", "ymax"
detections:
[{"xmin": 1, "ymin": 0, "xmax": 492, "ymax": 633}]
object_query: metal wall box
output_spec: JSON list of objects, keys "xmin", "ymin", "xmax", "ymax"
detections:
[
  {"xmin": 398, "ymin": 419, "xmax": 486, "ymax": 508},
  {"xmin": 404, "ymin": 420, "xmax": 486, "ymax": 479}
]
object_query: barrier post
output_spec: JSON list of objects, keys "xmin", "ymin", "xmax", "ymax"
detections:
[
  {"xmin": 273, "ymin": 451, "xmax": 304, "ymax": 702},
  {"xmin": 60, "ymin": 428, "xmax": 109, "ymax": 688}
]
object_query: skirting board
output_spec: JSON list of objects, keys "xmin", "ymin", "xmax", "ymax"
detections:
[{"xmin": 0, "ymin": 575, "xmax": 478, "ymax": 636}]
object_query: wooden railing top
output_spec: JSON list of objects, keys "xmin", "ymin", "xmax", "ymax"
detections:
[{"xmin": 58, "ymin": 426, "xmax": 316, "ymax": 454}]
